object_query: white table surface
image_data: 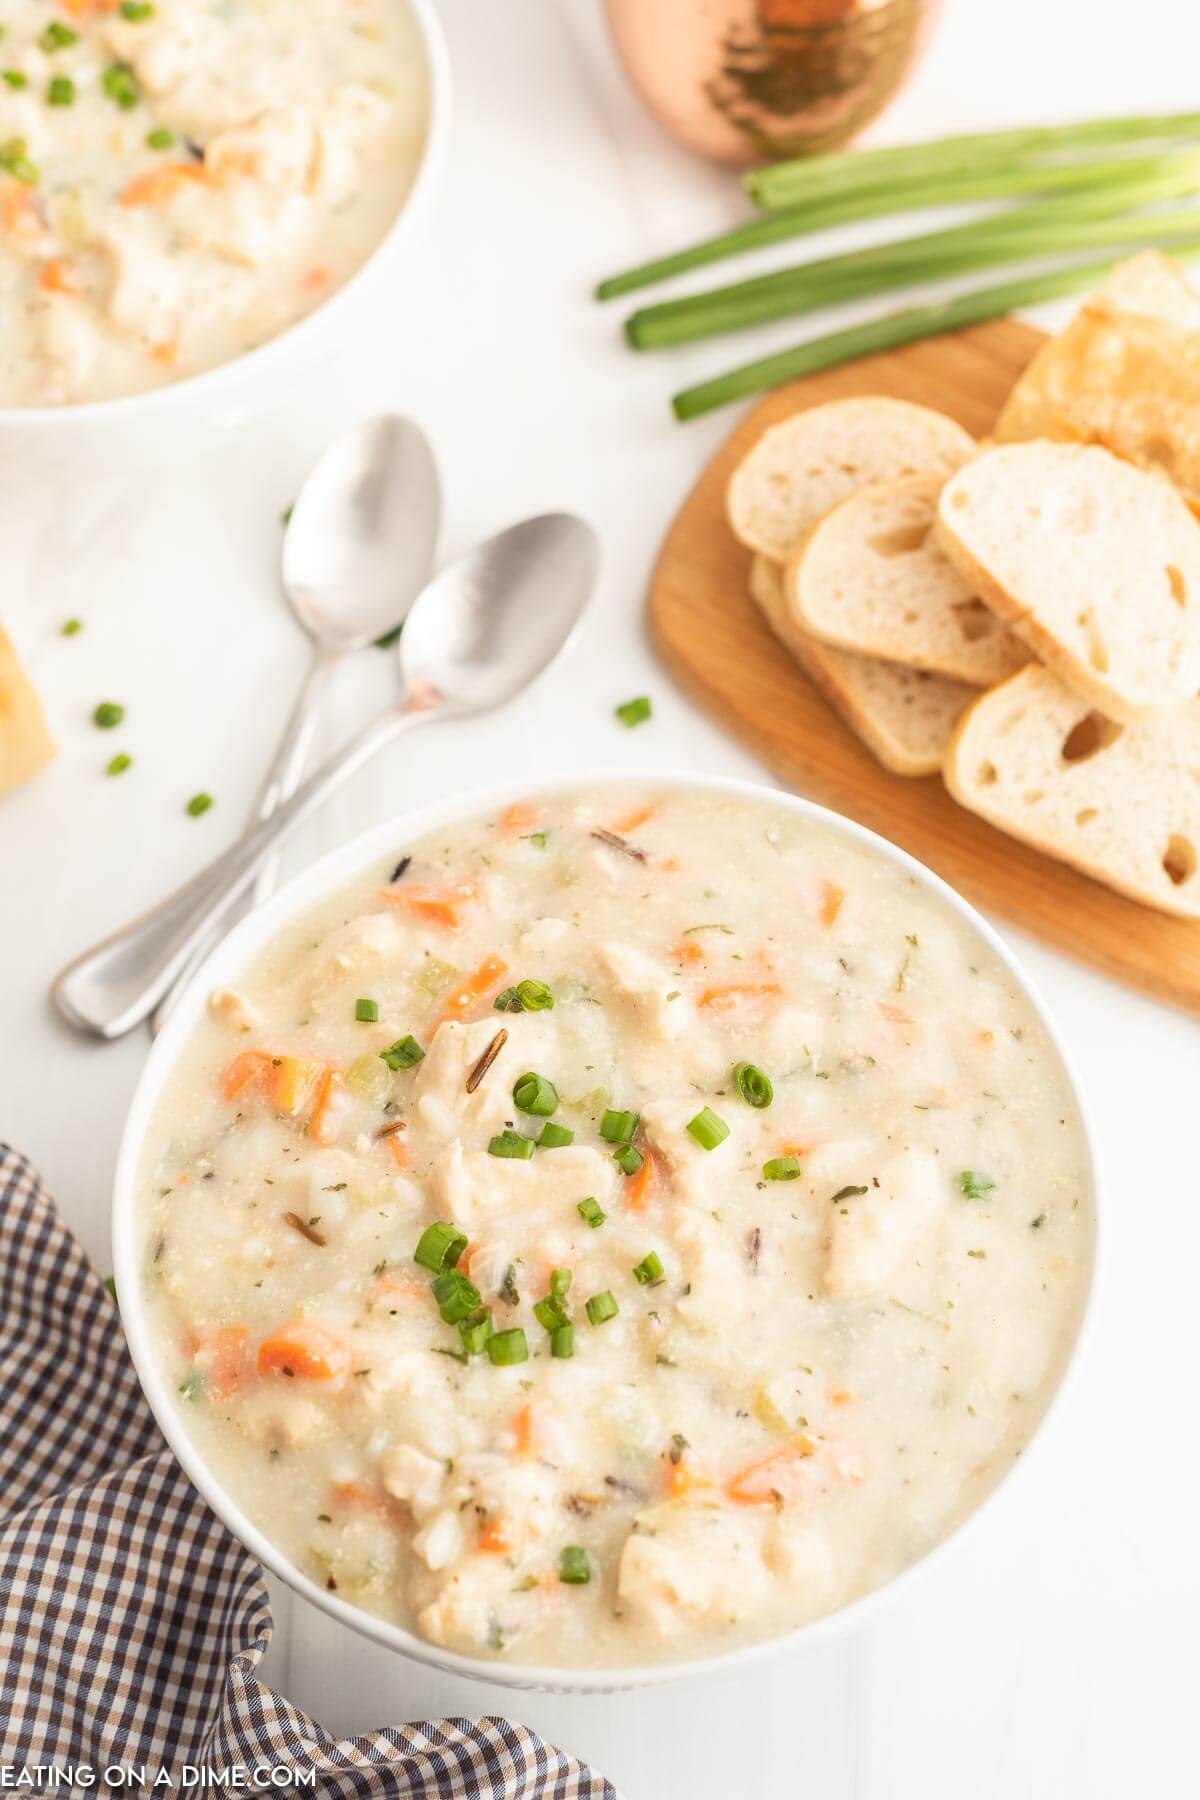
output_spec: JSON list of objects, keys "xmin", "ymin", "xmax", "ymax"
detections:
[{"xmin": 4, "ymin": 0, "xmax": 1200, "ymax": 1792}]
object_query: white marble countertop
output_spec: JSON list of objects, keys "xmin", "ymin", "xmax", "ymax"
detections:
[{"xmin": 4, "ymin": 0, "xmax": 1200, "ymax": 1792}]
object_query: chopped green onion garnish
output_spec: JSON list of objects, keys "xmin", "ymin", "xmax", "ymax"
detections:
[
  {"xmin": 120, "ymin": 1, "xmax": 155, "ymax": 17},
  {"xmin": 0, "ymin": 136, "xmax": 37, "ymax": 183},
  {"xmin": 600, "ymin": 1108, "xmax": 640, "ymax": 1143},
  {"xmin": 47, "ymin": 75, "xmax": 74, "ymax": 105},
  {"xmin": 2, "ymin": 72, "xmax": 28, "ymax": 90},
  {"xmin": 550, "ymin": 1322, "xmax": 574, "ymax": 1359},
  {"xmin": 533, "ymin": 1295, "xmax": 569, "ymax": 1333},
  {"xmin": 414, "ymin": 1221, "xmax": 467, "ymax": 1274},
  {"xmin": 105, "ymin": 753, "xmax": 132, "ymax": 777},
  {"xmin": 185, "ymin": 792, "xmax": 214, "ymax": 817},
  {"xmin": 93, "ymin": 701, "xmax": 124, "ymax": 730},
  {"xmin": 687, "ymin": 1106, "xmax": 729, "ymax": 1150},
  {"xmin": 585, "ymin": 1290, "xmax": 618, "ymax": 1326},
  {"xmin": 516, "ymin": 978, "xmax": 554, "ymax": 1011},
  {"xmin": 486, "ymin": 1327, "xmax": 529, "ymax": 1366},
  {"xmin": 577, "ymin": 1197, "xmax": 606, "ymax": 1228},
  {"xmin": 39, "ymin": 22, "xmax": 78, "ymax": 51},
  {"xmin": 732, "ymin": 1061, "xmax": 774, "ymax": 1108},
  {"xmin": 512, "ymin": 1071, "xmax": 559, "ymax": 1117},
  {"xmin": 459, "ymin": 1308, "xmax": 494, "ymax": 1356},
  {"xmin": 380, "ymin": 1035, "xmax": 424, "ymax": 1070},
  {"xmin": 559, "ymin": 1544, "xmax": 591, "ymax": 1584},
  {"xmin": 373, "ymin": 624, "xmax": 402, "ymax": 650},
  {"xmin": 613, "ymin": 1143, "xmax": 644, "ymax": 1177},
  {"xmin": 488, "ymin": 1129, "xmax": 536, "ymax": 1160},
  {"xmin": 549, "ymin": 1267, "xmax": 572, "ymax": 1299},
  {"xmin": 354, "ymin": 997, "xmax": 379, "ymax": 1023},
  {"xmin": 432, "ymin": 1269, "xmax": 482, "ymax": 1324},
  {"xmin": 538, "ymin": 1121, "xmax": 575, "ymax": 1148},
  {"xmin": 615, "ymin": 696, "xmax": 652, "ymax": 728},
  {"xmin": 145, "ymin": 126, "xmax": 173, "ymax": 149},
  {"xmin": 763, "ymin": 1156, "xmax": 802, "ymax": 1181},
  {"xmin": 959, "ymin": 1170, "xmax": 996, "ymax": 1200},
  {"xmin": 102, "ymin": 63, "xmax": 140, "ymax": 108},
  {"xmin": 60, "ymin": 618, "xmax": 82, "ymax": 635},
  {"xmin": 632, "ymin": 1251, "xmax": 664, "ymax": 1286}
]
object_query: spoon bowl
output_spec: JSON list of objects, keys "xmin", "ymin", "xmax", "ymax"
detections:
[
  {"xmin": 283, "ymin": 415, "xmax": 442, "ymax": 648},
  {"xmin": 399, "ymin": 513, "xmax": 599, "ymax": 713}
]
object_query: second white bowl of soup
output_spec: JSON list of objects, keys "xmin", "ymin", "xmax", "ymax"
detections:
[{"xmin": 113, "ymin": 776, "xmax": 1098, "ymax": 1691}]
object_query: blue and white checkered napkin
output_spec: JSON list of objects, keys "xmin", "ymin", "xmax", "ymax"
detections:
[{"xmin": 0, "ymin": 1145, "xmax": 615, "ymax": 1797}]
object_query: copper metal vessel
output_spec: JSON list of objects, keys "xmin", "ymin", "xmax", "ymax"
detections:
[{"xmin": 603, "ymin": 0, "xmax": 939, "ymax": 165}]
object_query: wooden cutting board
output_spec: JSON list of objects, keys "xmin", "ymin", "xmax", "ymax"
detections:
[{"xmin": 649, "ymin": 316, "xmax": 1200, "ymax": 1016}]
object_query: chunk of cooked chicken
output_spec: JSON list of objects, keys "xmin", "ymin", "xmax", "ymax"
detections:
[
  {"xmin": 412, "ymin": 1016, "xmax": 553, "ymax": 1142},
  {"xmin": 596, "ymin": 943, "xmax": 690, "ymax": 1042},
  {"xmin": 617, "ymin": 1502, "xmax": 771, "ymax": 1637},
  {"xmin": 426, "ymin": 1140, "xmax": 619, "ymax": 1234},
  {"xmin": 824, "ymin": 1145, "xmax": 943, "ymax": 1298}
]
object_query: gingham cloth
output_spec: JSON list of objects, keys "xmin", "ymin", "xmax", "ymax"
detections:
[{"xmin": 0, "ymin": 1145, "xmax": 616, "ymax": 1798}]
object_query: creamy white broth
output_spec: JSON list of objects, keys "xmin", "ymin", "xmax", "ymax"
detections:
[
  {"xmin": 136, "ymin": 789, "xmax": 1092, "ymax": 1669},
  {"xmin": 0, "ymin": 0, "xmax": 427, "ymax": 405}
]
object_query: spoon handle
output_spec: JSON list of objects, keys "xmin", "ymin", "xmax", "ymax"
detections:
[
  {"xmin": 149, "ymin": 647, "xmax": 342, "ymax": 1037},
  {"xmin": 54, "ymin": 702, "xmax": 428, "ymax": 1041}
]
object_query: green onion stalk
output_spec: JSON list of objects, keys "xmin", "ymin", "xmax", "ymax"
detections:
[
  {"xmin": 627, "ymin": 193, "xmax": 1200, "ymax": 350},
  {"xmin": 670, "ymin": 247, "xmax": 1200, "ymax": 422},
  {"xmin": 596, "ymin": 145, "xmax": 1200, "ymax": 302}
]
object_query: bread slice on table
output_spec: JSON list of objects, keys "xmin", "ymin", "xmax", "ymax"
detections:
[
  {"xmin": 750, "ymin": 554, "xmax": 974, "ymax": 777},
  {"xmin": 783, "ymin": 472, "xmax": 1029, "ymax": 687},
  {"xmin": 994, "ymin": 251, "xmax": 1200, "ymax": 513},
  {"xmin": 727, "ymin": 396, "xmax": 976, "ymax": 563},
  {"xmin": 945, "ymin": 663, "xmax": 1200, "ymax": 917},
  {"xmin": 936, "ymin": 441, "xmax": 1200, "ymax": 722},
  {"xmin": 0, "ymin": 625, "xmax": 54, "ymax": 797}
]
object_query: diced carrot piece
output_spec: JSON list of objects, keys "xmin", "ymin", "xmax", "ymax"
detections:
[
  {"xmin": 476, "ymin": 1517, "xmax": 510, "ymax": 1554},
  {"xmin": 500, "ymin": 802, "xmax": 539, "ymax": 833},
  {"xmin": 665, "ymin": 1455, "xmax": 714, "ymax": 1501},
  {"xmin": 39, "ymin": 257, "xmax": 80, "ymax": 295},
  {"xmin": 623, "ymin": 1147, "xmax": 659, "ymax": 1211},
  {"xmin": 674, "ymin": 939, "xmax": 704, "ymax": 965},
  {"xmin": 820, "ymin": 883, "xmax": 845, "ymax": 929},
  {"xmin": 511, "ymin": 1402, "xmax": 536, "ymax": 1457},
  {"xmin": 199, "ymin": 1326, "xmax": 251, "ymax": 1400},
  {"xmin": 386, "ymin": 1132, "xmax": 409, "ymax": 1169},
  {"xmin": 308, "ymin": 1068, "xmax": 349, "ymax": 1146},
  {"xmin": 382, "ymin": 881, "xmax": 478, "ymax": 930},
  {"xmin": 441, "ymin": 953, "xmax": 509, "ymax": 1021},
  {"xmin": 220, "ymin": 1050, "xmax": 272, "ymax": 1102},
  {"xmin": 332, "ymin": 1479, "xmax": 388, "ymax": 1514},
  {"xmin": 268, "ymin": 1055, "xmax": 325, "ymax": 1117},
  {"xmin": 2, "ymin": 185, "xmax": 45, "ymax": 246},
  {"xmin": 697, "ymin": 983, "xmax": 782, "ymax": 1013},
  {"xmin": 725, "ymin": 1436, "xmax": 816, "ymax": 1506},
  {"xmin": 257, "ymin": 1322, "xmax": 353, "ymax": 1384},
  {"xmin": 61, "ymin": 0, "xmax": 119, "ymax": 16},
  {"xmin": 120, "ymin": 163, "xmax": 208, "ymax": 208},
  {"xmin": 612, "ymin": 804, "xmax": 654, "ymax": 835}
]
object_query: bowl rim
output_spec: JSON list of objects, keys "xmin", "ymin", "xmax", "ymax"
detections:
[
  {"xmin": 0, "ymin": 0, "xmax": 452, "ymax": 429},
  {"xmin": 111, "ymin": 768, "xmax": 1103, "ymax": 1695}
]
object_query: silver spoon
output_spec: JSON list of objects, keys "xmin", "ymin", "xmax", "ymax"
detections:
[
  {"xmin": 54, "ymin": 514, "xmax": 598, "ymax": 1041},
  {"xmin": 149, "ymin": 415, "xmax": 441, "ymax": 1036}
]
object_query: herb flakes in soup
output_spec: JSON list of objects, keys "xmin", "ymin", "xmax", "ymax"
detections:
[{"xmin": 137, "ymin": 788, "xmax": 1093, "ymax": 1669}]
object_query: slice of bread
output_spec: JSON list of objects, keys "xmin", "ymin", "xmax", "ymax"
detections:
[
  {"xmin": 727, "ymin": 397, "xmax": 976, "ymax": 563},
  {"xmin": 945, "ymin": 663, "xmax": 1200, "ymax": 917},
  {"xmin": 750, "ymin": 555, "xmax": 974, "ymax": 777},
  {"xmin": 783, "ymin": 472, "xmax": 1029, "ymax": 687},
  {"xmin": 936, "ymin": 441, "xmax": 1200, "ymax": 722},
  {"xmin": 995, "ymin": 252, "xmax": 1200, "ymax": 513},
  {"xmin": 0, "ymin": 625, "xmax": 54, "ymax": 797}
]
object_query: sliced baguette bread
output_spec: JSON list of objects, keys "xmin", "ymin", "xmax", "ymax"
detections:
[
  {"xmin": 783, "ymin": 472, "xmax": 1029, "ymax": 687},
  {"xmin": 727, "ymin": 396, "xmax": 976, "ymax": 563},
  {"xmin": 994, "ymin": 253, "xmax": 1200, "ymax": 512},
  {"xmin": 945, "ymin": 663, "xmax": 1200, "ymax": 917},
  {"xmin": 936, "ymin": 441, "xmax": 1200, "ymax": 722},
  {"xmin": 0, "ymin": 625, "xmax": 54, "ymax": 797},
  {"xmin": 750, "ymin": 555, "xmax": 974, "ymax": 777}
]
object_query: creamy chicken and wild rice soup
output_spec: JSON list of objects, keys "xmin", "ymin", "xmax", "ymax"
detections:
[
  {"xmin": 0, "ymin": 1, "xmax": 428, "ymax": 405},
  {"xmin": 136, "ymin": 788, "xmax": 1092, "ymax": 1669}
]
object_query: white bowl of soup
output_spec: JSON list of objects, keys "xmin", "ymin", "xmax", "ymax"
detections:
[
  {"xmin": 0, "ymin": 0, "xmax": 448, "ymax": 467},
  {"xmin": 112, "ymin": 775, "xmax": 1099, "ymax": 1692}
]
